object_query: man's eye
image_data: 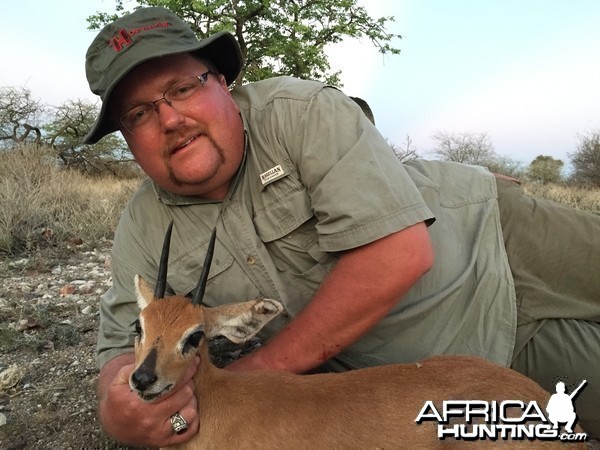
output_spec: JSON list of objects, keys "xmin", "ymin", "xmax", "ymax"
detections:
[
  {"xmin": 126, "ymin": 106, "xmax": 150, "ymax": 125},
  {"xmin": 169, "ymin": 83, "xmax": 197, "ymax": 100}
]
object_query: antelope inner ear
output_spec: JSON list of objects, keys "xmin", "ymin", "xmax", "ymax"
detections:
[
  {"xmin": 135, "ymin": 275, "xmax": 154, "ymax": 309},
  {"xmin": 205, "ymin": 299, "xmax": 283, "ymax": 343}
]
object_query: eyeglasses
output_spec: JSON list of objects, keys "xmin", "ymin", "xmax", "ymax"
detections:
[{"xmin": 119, "ymin": 71, "xmax": 212, "ymax": 133}]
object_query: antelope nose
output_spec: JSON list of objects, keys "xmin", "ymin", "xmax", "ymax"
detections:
[{"xmin": 131, "ymin": 369, "xmax": 157, "ymax": 391}]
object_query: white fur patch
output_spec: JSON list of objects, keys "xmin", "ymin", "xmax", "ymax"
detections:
[{"xmin": 134, "ymin": 275, "xmax": 151, "ymax": 310}]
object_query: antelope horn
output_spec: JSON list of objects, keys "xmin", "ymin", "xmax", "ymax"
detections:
[
  {"xmin": 191, "ymin": 227, "xmax": 217, "ymax": 306},
  {"xmin": 154, "ymin": 221, "xmax": 174, "ymax": 299}
]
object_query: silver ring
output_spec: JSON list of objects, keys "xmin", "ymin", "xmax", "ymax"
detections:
[{"xmin": 170, "ymin": 412, "xmax": 188, "ymax": 435}]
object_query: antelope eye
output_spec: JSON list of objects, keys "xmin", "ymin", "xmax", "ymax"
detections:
[
  {"xmin": 183, "ymin": 330, "xmax": 204, "ymax": 354},
  {"xmin": 133, "ymin": 319, "xmax": 142, "ymax": 336}
]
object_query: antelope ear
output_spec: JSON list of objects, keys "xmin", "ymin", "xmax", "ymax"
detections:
[
  {"xmin": 204, "ymin": 299, "xmax": 283, "ymax": 343},
  {"xmin": 134, "ymin": 275, "xmax": 155, "ymax": 310}
]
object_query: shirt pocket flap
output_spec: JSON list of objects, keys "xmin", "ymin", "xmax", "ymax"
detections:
[
  {"xmin": 169, "ymin": 240, "xmax": 234, "ymax": 296},
  {"xmin": 253, "ymin": 185, "xmax": 314, "ymax": 242}
]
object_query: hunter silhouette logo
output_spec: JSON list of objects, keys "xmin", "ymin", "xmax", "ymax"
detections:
[
  {"xmin": 415, "ymin": 379, "xmax": 588, "ymax": 442},
  {"xmin": 546, "ymin": 380, "xmax": 587, "ymax": 434}
]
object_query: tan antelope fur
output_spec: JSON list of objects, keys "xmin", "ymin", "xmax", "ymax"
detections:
[{"xmin": 129, "ymin": 225, "xmax": 585, "ymax": 449}]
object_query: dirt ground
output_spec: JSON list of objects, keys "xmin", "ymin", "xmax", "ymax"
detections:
[
  {"xmin": 0, "ymin": 241, "xmax": 133, "ymax": 449},
  {"xmin": 0, "ymin": 240, "xmax": 260, "ymax": 450},
  {"xmin": 0, "ymin": 241, "xmax": 598, "ymax": 449}
]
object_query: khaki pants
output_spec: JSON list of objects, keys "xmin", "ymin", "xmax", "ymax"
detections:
[{"xmin": 496, "ymin": 178, "xmax": 600, "ymax": 437}]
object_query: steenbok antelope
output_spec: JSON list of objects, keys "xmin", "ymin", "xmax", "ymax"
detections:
[{"xmin": 130, "ymin": 223, "xmax": 586, "ymax": 449}]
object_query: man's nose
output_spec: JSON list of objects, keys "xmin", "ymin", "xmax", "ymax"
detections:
[{"xmin": 156, "ymin": 100, "xmax": 185, "ymax": 130}]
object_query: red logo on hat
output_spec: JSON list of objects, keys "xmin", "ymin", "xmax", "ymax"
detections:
[
  {"xmin": 110, "ymin": 29, "xmax": 133, "ymax": 51},
  {"xmin": 109, "ymin": 21, "xmax": 171, "ymax": 52}
]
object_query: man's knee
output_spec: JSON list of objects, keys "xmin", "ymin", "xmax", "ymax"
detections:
[{"xmin": 511, "ymin": 319, "xmax": 600, "ymax": 438}]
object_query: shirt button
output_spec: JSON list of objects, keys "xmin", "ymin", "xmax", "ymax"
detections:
[{"xmin": 246, "ymin": 255, "xmax": 256, "ymax": 265}]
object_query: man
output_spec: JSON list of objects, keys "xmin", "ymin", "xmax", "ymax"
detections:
[
  {"xmin": 85, "ymin": 7, "xmax": 599, "ymax": 447},
  {"xmin": 546, "ymin": 381, "xmax": 586, "ymax": 434}
]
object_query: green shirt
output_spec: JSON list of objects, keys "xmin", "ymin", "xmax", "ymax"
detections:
[{"xmin": 97, "ymin": 77, "xmax": 516, "ymax": 370}]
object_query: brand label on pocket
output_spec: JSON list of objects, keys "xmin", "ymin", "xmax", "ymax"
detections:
[{"xmin": 260, "ymin": 165, "xmax": 285, "ymax": 185}]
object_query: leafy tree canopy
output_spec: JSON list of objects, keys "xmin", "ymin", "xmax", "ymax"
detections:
[
  {"xmin": 0, "ymin": 86, "xmax": 131, "ymax": 175},
  {"xmin": 569, "ymin": 131, "xmax": 600, "ymax": 187},
  {"xmin": 87, "ymin": 0, "xmax": 402, "ymax": 86},
  {"xmin": 527, "ymin": 155, "xmax": 564, "ymax": 184}
]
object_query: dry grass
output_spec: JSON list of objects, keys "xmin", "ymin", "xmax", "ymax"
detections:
[
  {"xmin": 523, "ymin": 182, "xmax": 600, "ymax": 216},
  {"xmin": 1, "ymin": 146, "xmax": 598, "ymax": 256},
  {"xmin": 0, "ymin": 145, "xmax": 142, "ymax": 255}
]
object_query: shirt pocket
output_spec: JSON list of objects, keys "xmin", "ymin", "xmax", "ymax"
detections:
[
  {"xmin": 253, "ymin": 173, "xmax": 314, "ymax": 242},
  {"xmin": 168, "ymin": 238, "xmax": 235, "ymax": 298},
  {"xmin": 253, "ymin": 176, "xmax": 338, "ymax": 305}
]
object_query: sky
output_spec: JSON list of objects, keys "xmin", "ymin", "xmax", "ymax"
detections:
[{"xmin": 1, "ymin": 0, "xmax": 599, "ymax": 166}]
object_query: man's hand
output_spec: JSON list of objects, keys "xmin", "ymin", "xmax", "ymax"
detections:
[{"xmin": 97, "ymin": 353, "xmax": 200, "ymax": 447}]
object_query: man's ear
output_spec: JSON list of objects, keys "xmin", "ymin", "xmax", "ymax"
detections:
[
  {"xmin": 203, "ymin": 299, "xmax": 283, "ymax": 343},
  {"xmin": 213, "ymin": 72, "xmax": 228, "ymax": 91}
]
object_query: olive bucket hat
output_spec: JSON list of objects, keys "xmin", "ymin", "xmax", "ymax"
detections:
[{"xmin": 84, "ymin": 6, "xmax": 242, "ymax": 144}]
